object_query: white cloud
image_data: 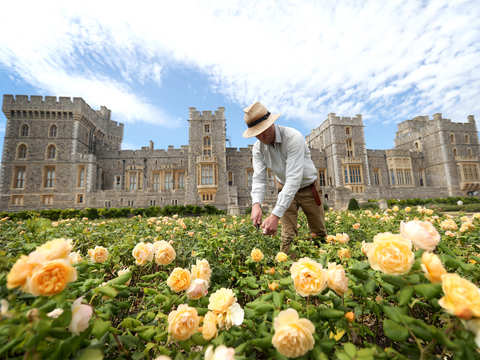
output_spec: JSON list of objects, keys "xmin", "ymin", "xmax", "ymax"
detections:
[{"xmin": 0, "ymin": 0, "xmax": 479, "ymax": 129}]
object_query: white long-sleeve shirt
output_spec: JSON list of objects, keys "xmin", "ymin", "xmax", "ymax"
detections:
[{"xmin": 251, "ymin": 124, "xmax": 318, "ymax": 218}]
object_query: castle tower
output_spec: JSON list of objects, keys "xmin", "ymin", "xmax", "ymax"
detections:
[
  {"xmin": 185, "ymin": 107, "xmax": 228, "ymax": 208},
  {"xmin": 307, "ymin": 113, "xmax": 369, "ymax": 194},
  {"xmin": 0, "ymin": 95, "xmax": 123, "ymax": 210}
]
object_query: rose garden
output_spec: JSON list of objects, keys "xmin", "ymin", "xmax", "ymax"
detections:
[{"xmin": 1, "ymin": 205, "xmax": 480, "ymax": 359}]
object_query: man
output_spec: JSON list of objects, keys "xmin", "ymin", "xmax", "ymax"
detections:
[{"xmin": 243, "ymin": 101, "xmax": 327, "ymax": 254}]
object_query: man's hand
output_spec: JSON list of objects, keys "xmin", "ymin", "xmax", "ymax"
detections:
[
  {"xmin": 251, "ymin": 203, "xmax": 263, "ymax": 227},
  {"xmin": 261, "ymin": 214, "xmax": 280, "ymax": 235}
]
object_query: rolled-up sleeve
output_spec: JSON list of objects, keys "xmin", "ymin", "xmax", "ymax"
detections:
[
  {"xmin": 272, "ymin": 134, "xmax": 304, "ymax": 217},
  {"xmin": 251, "ymin": 143, "xmax": 267, "ymax": 205}
]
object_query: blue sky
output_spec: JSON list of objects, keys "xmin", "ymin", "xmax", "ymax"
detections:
[{"xmin": 0, "ymin": 1, "xmax": 479, "ymax": 153}]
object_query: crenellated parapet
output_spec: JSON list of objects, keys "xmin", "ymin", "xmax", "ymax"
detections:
[{"xmin": 189, "ymin": 106, "xmax": 225, "ymax": 121}]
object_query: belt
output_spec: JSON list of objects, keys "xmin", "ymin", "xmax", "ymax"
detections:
[{"xmin": 278, "ymin": 182, "xmax": 322, "ymax": 206}]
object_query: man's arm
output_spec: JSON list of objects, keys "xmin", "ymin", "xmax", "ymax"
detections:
[{"xmin": 250, "ymin": 143, "xmax": 267, "ymax": 226}]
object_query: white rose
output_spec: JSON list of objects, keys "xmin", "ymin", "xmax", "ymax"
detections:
[{"xmin": 69, "ymin": 297, "xmax": 93, "ymax": 335}]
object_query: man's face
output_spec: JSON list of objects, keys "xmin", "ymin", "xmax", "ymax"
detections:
[{"xmin": 256, "ymin": 125, "xmax": 275, "ymax": 145}]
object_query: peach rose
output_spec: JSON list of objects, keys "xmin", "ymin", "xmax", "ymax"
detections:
[
  {"xmin": 168, "ymin": 304, "xmax": 199, "ymax": 341},
  {"xmin": 272, "ymin": 308, "xmax": 315, "ymax": 358},
  {"xmin": 47, "ymin": 308, "xmax": 64, "ymax": 318},
  {"xmin": 275, "ymin": 252, "xmax": 288, "ymax": 262},
  {"xmin": 439, "ymin": 274, "xmax": 480, "ymax": 319},
  {"xmin": 367, "ymin": 232, "xmax": 414, "ymax": 275},
  {"xmin": 186, "ymin": 279, "xmax": 209, "ymax": 300},
  {"xmin": 345, "ymin": 311, "xmax": 355, "ymax": 323},
  {"xmin": 400, "ymin": 220, "xmax": 440, "ymax": 251},
  {"xmin": 208, "ymin": 288, "xmax": 236, "ymax": 313},
  {"xmin": 117, "ymin": 267, "xmax": 131, "ymax": 286},
  {"xmin": 440, "ymin": 219, "xmax": 458, "ymax": 231},
  {"xmin": 338, "ymin": 248, "xmax": 351, "ymax": 260},
  {"xmin": 26, "ymin": 259, "xmax": 77, "ymax": 296},
  {"xmin": 205, "ymin": 345, "xmax": 235, "ymax": 360},
  {"xmin": 153, "ymin": 240, "xmax": 176, "ymax": 265},
  {"xmin": 269, "ymin": 282, "xmax": 279, "ymax": 291},
  {"xmin": 216, "ymin": 302, "xmax": 244, "ymax": 330},
  {"xmin": 335, "ymin": 233, "xmax": 350, "ymax": 244},
  {"xmin": 201, "ymin": 311, "xmax": 218, "ymax": 340},
  {"xmin": 29, "ymin": 238, "xmax": 73, "ymax": 263},
  {"xmin": 460, "ymin": 222, "xmax": 474, "ymax": 233},
  {"xmin": 7, "ymin": 255, "xmax": 39, "ymax": 290},
  {"xmin": 251, "ymin": 248, "xmax": 264, "ymax": 262},
  {"xmin": 326, "ymin": 263, "xmax": 348, "ymax": 296},
  {"xmin": 69, "ymin": 297, "xmax": 93, "ymax": 335},
  {"xmin": 132, "ymin": 242, "xmax": 154, "ymax": 266},
  {"xmin": 352, "ymin": 223, "xmax": 360, "ymax": 230},
  {"xmin": 68, "ymin": 252, "xmax": 83, "ymax": 265},
  {"xmin": 326, "ymin": 234, "xmax": 336, "ymax": 243},
  {"xmin": 167, "ymin": 268, "xmax": 191, "ymax": 293},
  {"xmin": 290, "ymin": 258, "xmax": 327, "ymax": 297},
  {"xmin": 88, "ymin": 246, "xmax": 109, "ymax": 263},
  {"xmin": 191, "ymin": 259, "xmax": 211, "ymax": 284},
  {"xmin": 361, "ymin": 241, "xmax": 373, "ymax": 256},
  {"xmin": 421, "ymin": 252, "xmax": 447, "ymax": 283}
]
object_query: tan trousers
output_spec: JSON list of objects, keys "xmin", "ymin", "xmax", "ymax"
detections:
[{"xmin": 278, "ymin": 182, "xmax": 327, "ymax": 253}]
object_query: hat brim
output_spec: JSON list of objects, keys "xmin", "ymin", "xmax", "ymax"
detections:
[{"xmin": 242, "ymin": 113, "xmax": 280, "ymax": 138}]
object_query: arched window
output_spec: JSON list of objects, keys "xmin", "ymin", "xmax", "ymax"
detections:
[
  {"xmin": 453, "ymin": 148, "xmax": 457, "ymax": 157},
  {"xmin": 203, "ymin": 136, "xmax": 211, "ymax": 147},
  {"xmin": 450, "ymin": 133, "xmax": 455, "ymax": 144},
  {"xmin": 21, "ymin": 124, "xmax": 29, "ymax": 137},
  {"xmin": 47, "ymin": 144, "xmax": 56, "ymax": 159},
  {"xmin": 17, "ymin": 144, "xmax": 27, "ymax": 159},
  {"xmin": 468, "ymin": 148, "xmax": 473, "ymax": 157},
  {"xmin": 49, "ymin": 124, "xmax": 57, "ymax": 137},
  {"xmin": 465, "ymin": 134, "xmax": 470, "ymax": 144}
]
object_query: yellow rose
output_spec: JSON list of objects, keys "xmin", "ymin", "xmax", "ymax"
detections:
[
  {"xmin": 275, "ymin": 252, "xmax": 288, "ymax": 262},
  {"xmin": 26, "ymin": 259, "xmax": 77, "ymax": 296},
  {"xmin": 191, "ymin": 259, "xmax": 212, "ymax": 284},
  {"xmin": 251, "ymin": 248, "xmax": 264, "ymax": 262},
  {"xmin": 167, "ymin": 268, "xmax": 191, "ymax": 293},
  {"xmin": 367, "ymin": 233, "xmax": 414, "ymax": 275},
  {"xmin": 400, "ymin": 220, "xmax": 440, "ymax": 251},
  {"xmin": 167, "ymin": 304, "xmax": 199, "ymax": 341},
  {"xmin": 269, "ymin": 282, "xmax": 279, "ymax": 291},
  {"xmin": 88, "ymin": 246, "xmax": 109, "ymax": 263},
  {"xmin": 153, "ymin": 240, "xmax": 176, "ymax": 265},
  {"xmin": 290, "ymin": 258, "xmax": 327, "ymax": 297},
  {"xmin": 272, "ymin": 308, "xmax": 315, "ymax": 358},
  {"xmin": 439, "ymin": 274, "xmax": 480, "ymax": 319},
  {"xmin": 421, "ymin": 252, "xmax": 447, "ymax": 283},
  {"xmin": 29, "ymin": 238, "xmax": 73, "ymax": 263},
  {"xmin": 460, "ymin": 222, "xmax": 474, "ymax": 233},
  {"xmin": 208, "ymin": 288, "xmax": 236, "ymax": 313},
  {"xmin": 405, "ymin": 207, "xmax": 411, "ymax": 213},
  {"xmin": 326, "ymin": 263, "xmax": 348, "ymax": 296},
  {"xmin": 132, "ymin": 242, "xmax": 154, "ymax": 266},
  {"xmin": 205, "ymin": 345, "xmax": 235, "ymax": 360},
  {"xmin": 7, "ymin": 255, "xmax": 39, "ymax": 289},
  {"xmin": 201, "ymin": 311, "xmax": 218, "ymax": 340}
]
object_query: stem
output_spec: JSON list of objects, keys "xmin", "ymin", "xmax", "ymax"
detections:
[{"xmin": 113, "ymin": 333, "xmax": 130, "ymax": 357}]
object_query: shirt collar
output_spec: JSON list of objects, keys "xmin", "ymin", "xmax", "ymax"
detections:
[{"xmin": 273, "ymin": 124, "xmax": 282, "ymax": 144}]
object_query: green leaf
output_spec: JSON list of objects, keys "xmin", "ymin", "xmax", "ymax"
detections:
[
  {"xmin": 75, "ymin": 347, "xmax": 103, "ymax": 360},
  {"xmin": 92, "ymin": 318, "xmax": 111, "ymax": 339},
  {"xmin": 335, "ymin": 351, "xmax": 351, "ymax": 360},
  {"xmin": 398, "ymin": 287, "xmax": 414, "ymax": 306},
  {"xmin": 95, "ymin": 285, "xmax": 118, "ymax": 298},
  {"xmin": 344, "ymin": 343, "xmax": 356, "ymax": 357},
  {"xmin": 383, "ymin": 319, "xmax": 409, "ymax": 341},
  {"xmin": 413, "ymin": 283, "xmax": 442, "ymax": 299},
  {"xmin": 317, "ymin": 309, "xmax": 344, "ymax": 319},
  {"xmin": 381, "ymin": 274, "xmax": 407, "ymax": 288},
  {"xmin": 350, "ymin": 268, "xmax": 369, "ymax": 280}
]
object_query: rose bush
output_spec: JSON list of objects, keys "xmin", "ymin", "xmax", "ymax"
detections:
[{"xmin": 1, "ymin": 207, "xmax": 480, "ymax": 359}]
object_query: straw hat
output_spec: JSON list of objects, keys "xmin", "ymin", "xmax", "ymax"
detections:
[{"xmin": 242, "ymin": 101, "xmax": 280, "ymax": 138}]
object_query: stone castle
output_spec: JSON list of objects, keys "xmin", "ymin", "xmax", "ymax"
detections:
[{"xmin": 1, "ymin": 94, "xmax": 479, "ymax": 213}]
